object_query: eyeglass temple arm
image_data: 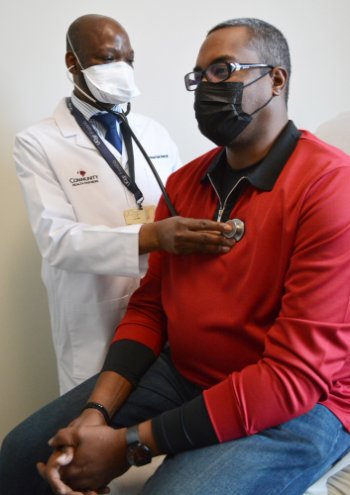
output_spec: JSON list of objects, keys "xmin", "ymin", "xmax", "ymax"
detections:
[{"xmin": 235, "ymin": 63, "xmax": 271, "ymax": 70}]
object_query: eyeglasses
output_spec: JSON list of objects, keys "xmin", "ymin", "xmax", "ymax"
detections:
[{"xmin": 184, "ymin": 62, "xmax": 273, "ymax": 91}]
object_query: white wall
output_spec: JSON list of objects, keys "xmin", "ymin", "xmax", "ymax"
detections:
[{"xmin": 1, "ymin": 0, "xmax": 350, "ymax": 441}]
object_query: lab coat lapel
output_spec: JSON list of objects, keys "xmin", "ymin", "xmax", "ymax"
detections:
[{"xmin": 53, "ymin": 98, "xmax": 97, "ymax": 150}]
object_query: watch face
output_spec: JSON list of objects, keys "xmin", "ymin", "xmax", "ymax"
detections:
[{"xmin": 127, "ymin": 442, "xmax": 152, "ymax": 467}]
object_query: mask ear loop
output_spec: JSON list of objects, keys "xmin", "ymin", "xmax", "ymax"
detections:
[
  {"xmin": 243, "ymin": 69, "xmax": 275, "ymax": 117},
  {"xmin": 242, "ymin": 68, "xmax": 272, "ymax": 89},
  {"xmin": 66, "ymin": 33, "xmax": 84, "ymax": 69},
  {"xmin": 66, "ymin": 66, "xmax": 99, "ymax": 105},
  {"xmin": 250, "ymin": 94, "xmax": 274, "ymax": 117},
  {"xmin": 66, "ymin": 34, "xmax": 98, "ymax": 104}
]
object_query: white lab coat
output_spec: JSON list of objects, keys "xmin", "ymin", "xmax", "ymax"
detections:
[{"xmin": 14, "ymin": 98, "xmax": 181, "ymax": 394}]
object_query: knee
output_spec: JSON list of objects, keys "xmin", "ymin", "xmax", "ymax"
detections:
[
  {"xmin": 0, "ymin": 427, "xmax": 22, "ymax": 489},
  {"xmin": 0, "ymin": 423, "xmax": 29, "ymax": 472},
  {"xmin": 1, "ymin": 417, "xmax": 51, "ymax": 471},
  {"xmin": 1, "ymin": 427, "xmax": 20, "ymax": 465},
  {"xmin": 0, "ymin": 420, "xmax": 52, "ymax": 495}
]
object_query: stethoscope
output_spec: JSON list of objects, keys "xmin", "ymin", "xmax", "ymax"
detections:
[
  {"xmin": 108, "ymin": 105, "xmax": 246, "ymax": 242},
  {"xmin": 222, "ymin": 218, "xmax": 245, "ymax": 241},
  {"xmin": 69, "ymin": 72, "xmax": 245, "ymax": 242},
  {"xmin": 112, "ymin": 103, "xmax": 178, "ymax": 217},
  {"xmin": 116, "ymin": 105, "xmax": 246, "ymax": 242}
]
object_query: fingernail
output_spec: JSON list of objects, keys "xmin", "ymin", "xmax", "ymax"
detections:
[{"xmin": 57, "ymin": 453, "xmax": 69, "ymax": 464}]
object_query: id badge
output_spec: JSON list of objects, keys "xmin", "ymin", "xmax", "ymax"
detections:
[{"xmin": 124, "ymin": 205, "xmax": 156, "ymax": 225}]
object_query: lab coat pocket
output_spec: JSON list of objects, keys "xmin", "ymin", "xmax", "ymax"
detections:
[{"xmin": 65, "ymin": 295, "xmax": 130, "ymax": 382}]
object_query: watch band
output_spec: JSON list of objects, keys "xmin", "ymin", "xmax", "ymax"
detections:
[
  {"xmin": 81, "ymin": 401, "xmax": 111, "ymax": 425},
  {"xmin": 125, "ymin": 425, "xmax": 152, "ymax": 467},
  {"xmin": 126, "ymin": 425, "xmax": 139, "ymax": 445}
]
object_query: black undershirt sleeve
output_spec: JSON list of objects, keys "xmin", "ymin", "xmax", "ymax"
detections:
[
  {"xmin": 103, "ymin": 341, "xmax": 219, "ymax": 453},
  {"xmin": 152, "ymin": 394, "xmax": 219, "ymax": 454},
  {"xmin": 102, "ymin": 340, "xmax": 157, "ymax": 387}
]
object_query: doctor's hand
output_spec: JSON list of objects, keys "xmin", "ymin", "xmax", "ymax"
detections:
[
  {"xmin": 37, "ymin": 424, "xmax": 129, "ymax": 494},
  {"xmin": 140, "ymin": 216, "xmax": 235, "ymax": 255}
]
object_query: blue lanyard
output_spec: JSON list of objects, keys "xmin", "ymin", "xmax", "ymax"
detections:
[{"xmin": 66, "ymin": 98, "xmax": 144, "ymax": 208}]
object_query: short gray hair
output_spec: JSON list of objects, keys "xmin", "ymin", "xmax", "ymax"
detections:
[{"xmin": 208, "ymin": 18, "xmax": 291, "ymax": 102}]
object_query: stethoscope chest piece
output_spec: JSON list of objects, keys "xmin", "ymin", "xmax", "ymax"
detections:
[{"xmin": 223, "ymin": 218, "xmax": 245, "ymax": 241}]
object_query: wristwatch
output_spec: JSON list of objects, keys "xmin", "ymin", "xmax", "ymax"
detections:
[{"xmin": 125, "ymin": 425, "xmax": 152, "ymax": 467}]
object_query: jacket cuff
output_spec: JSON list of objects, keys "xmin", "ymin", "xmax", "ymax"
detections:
[
  {"xmin": 102, "ymin": 340, "xmax": 156, "ymax": 386},
  {"xmin": 152, "ymin": 394, "xmax": 218, "ymax": 454}
]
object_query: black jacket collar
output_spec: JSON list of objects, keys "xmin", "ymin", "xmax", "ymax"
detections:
[{"xmin": 201, "ymin": 121, "xmax": 301, "ymax": 191}]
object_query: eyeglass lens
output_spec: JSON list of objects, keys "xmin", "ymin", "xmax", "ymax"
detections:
[
  {"xmin": 185, "ymin": 62, "xmax": 232, "ymax": 90},
  {"xmin": 205, "ymin": 63, "xmax": 231, "ymax": 82},
  {"xmin": 185, "ymin": 73, "xmax": 201, "ymax": 90}
]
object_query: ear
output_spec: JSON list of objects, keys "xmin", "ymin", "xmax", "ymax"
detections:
[
  {"xmin": 270, "ymin": 67, "xmax": 288, "ymax": 97},
  {"xmin": 65, "ymin": 52, "xmax": 79, "ymax": 74}
]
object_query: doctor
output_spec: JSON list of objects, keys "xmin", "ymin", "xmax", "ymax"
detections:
[{"xmin": 14, "ymin": 14, "xmax": 234, "ymax": 394}]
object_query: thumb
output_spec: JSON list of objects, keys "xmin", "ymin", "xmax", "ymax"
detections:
[
  {"xmin": 37, "ymin": 461, "xmax": 46, "ymax": 479},
  {"xmin": 55, "ymin": 446, "xmax": 74, "ymax": 466},
  {"xmin": 49, "ymin": 428, "xmax": 77, "ymax": 448}
]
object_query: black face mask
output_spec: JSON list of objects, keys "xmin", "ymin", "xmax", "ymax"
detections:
[{"xmin": 194, "ymin": 71, "xmax": 272, "ymax": 146}]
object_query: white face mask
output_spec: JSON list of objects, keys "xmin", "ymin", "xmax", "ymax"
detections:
[
  {"xmin": 67, "ymin": 33, "xmax": 140, "ymax": 105},
  {"xmin": 82, "ymin": 61, "xmax": 140, "ymax": 105}
]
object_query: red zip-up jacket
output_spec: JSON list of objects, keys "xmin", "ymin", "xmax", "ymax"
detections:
[{"xmin": 107, "ymin": 124, "xmax": 350, "ymax": 447}]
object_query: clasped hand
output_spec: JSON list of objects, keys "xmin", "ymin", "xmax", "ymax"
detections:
[{"xmin": 37, "ymin": 412, "xmax": 129, "ymax": 495}]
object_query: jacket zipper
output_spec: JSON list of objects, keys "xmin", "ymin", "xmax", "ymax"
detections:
[{"xmin": 207, "ymin": 174, "xmax": 247, "ymax": 221}]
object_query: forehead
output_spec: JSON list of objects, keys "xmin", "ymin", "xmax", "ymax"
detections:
[
  {"xmin": 82, "ymin": 20, "xmax": 132, "ymax": 54},
  {"xmin": 195, "ymin": 26, "xmax": 260, "ymax": 68}
]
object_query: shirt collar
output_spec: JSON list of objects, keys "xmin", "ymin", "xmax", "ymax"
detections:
[
  {"xmin": 70, "ymin": 93, "xmax": 122, "ymax": 120},
  {"xmin": 201, "ymin": 121, "xmax": 301, "ymax": 191},
  {"xmin": 70, "ymin": 93, "xmax": 99, "ymax": 121}
]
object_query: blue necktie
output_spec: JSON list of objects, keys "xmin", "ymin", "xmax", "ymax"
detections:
[{"xmin": 93, "ymin": 112, "xmax": 123, "ymax": 153}]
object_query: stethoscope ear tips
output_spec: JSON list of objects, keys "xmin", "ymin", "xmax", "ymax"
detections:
[{"xmin": 223, "ymin": 218, "xmax": 245, "ymax": 241}]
